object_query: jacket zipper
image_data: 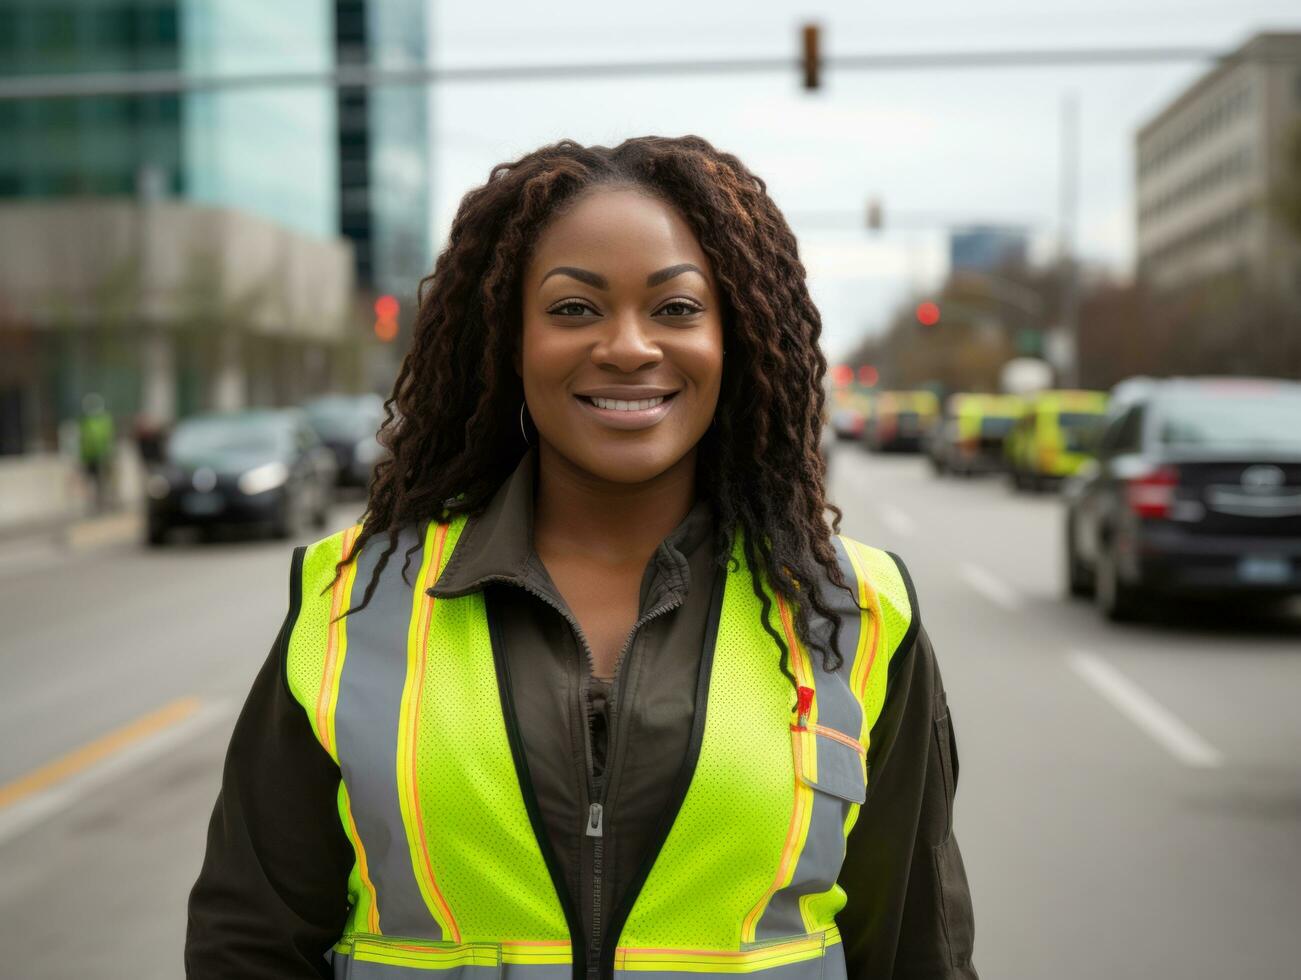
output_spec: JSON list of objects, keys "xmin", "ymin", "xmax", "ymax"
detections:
[
  {"xmin": 583, "ymin": 594, "xmax": 683, "ymax": 976},
  {"xmin": 477, "ymin": 573, "xmax": 684, "ymax": 978}
]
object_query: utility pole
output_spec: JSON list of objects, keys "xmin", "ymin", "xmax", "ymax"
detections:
[{"xmin": 1057, "ymin": 91, "xmax": 1081, "ymax": 387}]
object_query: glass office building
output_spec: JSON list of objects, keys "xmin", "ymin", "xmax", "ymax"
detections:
[
  {"xmin": 335, "ymin": 0, "xmax": 432, "ymax": 296},
  {"xmin": 0, "ymin": 0, "xmax": 337, "ymax": 239}
]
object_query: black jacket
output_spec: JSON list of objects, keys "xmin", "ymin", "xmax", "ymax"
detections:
[{"xmin": 186, "ymin": 454, "xmax": 977, "ymax": 978}]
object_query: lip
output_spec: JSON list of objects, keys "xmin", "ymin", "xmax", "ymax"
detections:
[
  {"xmin": 573, "ymin": 391, "xmax": 678, "ymax": 431},
  {"xmin": 573, "ymin": 386, "xmax": 681, "ymax": 399}
]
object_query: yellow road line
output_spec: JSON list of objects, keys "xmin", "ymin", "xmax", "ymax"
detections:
[{"xmin": 0, "ymin": 697, "xmax": 202, "ymax": 810}]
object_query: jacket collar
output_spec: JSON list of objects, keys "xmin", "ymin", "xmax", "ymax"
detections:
[{"xmin": 429, "ymin": 450, "xmax": 714, "ymax": 608}]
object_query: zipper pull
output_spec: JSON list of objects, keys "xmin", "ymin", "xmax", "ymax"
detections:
[
  {"xmin": 796, "ymin": 685, "xmax": 815, "ymax": 728},
  {"xmin": 586, "ymin": 802, "xmax": 604, "ymax": 838}
]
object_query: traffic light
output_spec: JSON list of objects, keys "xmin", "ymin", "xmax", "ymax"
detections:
[
  {"xmin": 831, "ymin": 364, "xmax": 853, "ymax": 387},
  {"xmin": 801, "ymin": 23, "xmax": 821, "ymax": 90},
  {"xmin": 857, "ymin": 365, "xmax": 879, "ymax": 387},
  {"xmin": 373, "ymin": 294, "xmax": 399, "ymax": 342},
  {"xmin": 915, "ymin": 301, "xmax": 941, "ymax": 327}
]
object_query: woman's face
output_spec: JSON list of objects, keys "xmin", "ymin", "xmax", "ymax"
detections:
[{"xmin": 520, "ymin": 187, "xmax": 725, "ymax": 486}]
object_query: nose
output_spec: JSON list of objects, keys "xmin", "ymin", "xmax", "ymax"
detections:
[{"xmin": 591, "ymin": 310, "xmax": 662, "ymax": 373}]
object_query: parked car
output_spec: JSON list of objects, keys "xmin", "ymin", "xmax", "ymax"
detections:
[
  {"xmin": 304, "ymin": 393, "xmax": 387, "ymax": 488},
  {"xmin": 145, "ymin": 409, "xmax": 336, "ymax": 545},
  {"xmin": 930, "ymin": 393, "xmax": 1024, "ymax": 476},
  {"xmin": 830, "ymin": 408, "xmax": 866, "ymax": 441},
  {"xmin": 1005, "ymin": 389, "xmax": 1108, "ymax": 491},
  {"xmin": 1064, "ymin": 377, "xmax": 1301, "ymax": 620},
  {"xmin": 865, "ymin": 390, "xmax": 940, "ymax": 452}
]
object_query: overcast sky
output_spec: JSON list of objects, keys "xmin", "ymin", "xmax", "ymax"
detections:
[{"xmin": 427, "ymin": 0, "xmax": 1301, "ymax": 358}]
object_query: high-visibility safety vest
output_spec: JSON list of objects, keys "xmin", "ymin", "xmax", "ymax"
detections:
[{"xmin": 286, "ymin": 515, "xmax": 914, "ymax": 979}]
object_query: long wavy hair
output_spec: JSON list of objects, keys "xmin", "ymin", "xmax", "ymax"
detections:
[{"xmin": 339, "ymin": 135, "xmax": 853, "ymax": 674}]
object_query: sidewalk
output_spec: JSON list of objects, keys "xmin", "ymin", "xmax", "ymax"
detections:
[
  {"xmin": 0, "ymin": 507, "xmax": 142, "ymax": 556},
  {"xmin": 0, "ymin": 442, "xmax": 145, "ymax": 556}
]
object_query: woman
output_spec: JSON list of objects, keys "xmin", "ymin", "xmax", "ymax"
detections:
[{"xmin": 186, "ymin": 135, "xmax": 976, "ymax": 980}]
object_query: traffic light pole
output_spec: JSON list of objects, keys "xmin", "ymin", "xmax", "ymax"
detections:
[{"xmin": 0, "ymin": 45, "xmax": 1229, "ymax": 101}]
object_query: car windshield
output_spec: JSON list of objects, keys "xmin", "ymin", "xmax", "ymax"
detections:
[
  {"xmin": 306, "ymin": 397, "xmax": 383, "ymax": 441},
  {"xmin": 170, "ymin": 415, "xmax": 291, "ymax": 458},
  {"xmin": 980, "ymin": 417, "xmax": 1016, "ymax": 437},
  {"xmin": 1158, "ymin": 388, "xmax": 1301, "ymax": 451},
  {"xmin": 1058, "ymin": 411, "xmax": 1103, "ymax": 429}
]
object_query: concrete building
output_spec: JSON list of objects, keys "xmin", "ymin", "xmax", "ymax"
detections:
[
  {"xmin": 1135, "ymin": 32, "xmax": 1301, "ymax": 297},
  {"xmin": 0, "ymin": 200, "xmax": 356, "ymax": 453}
]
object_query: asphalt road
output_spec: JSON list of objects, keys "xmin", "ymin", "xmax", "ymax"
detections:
[{"xmin": 2, "ymin": 453, "xmax": 1299, "ymax": 979}]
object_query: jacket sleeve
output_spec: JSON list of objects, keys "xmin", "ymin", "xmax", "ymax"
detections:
[
  {"xmin": 185, "ymin": 547, "xmax": 355, "ymax": 979},
  {"xmin": 836, "ymin": 609, "xmax": 978, "ymax": 978}
]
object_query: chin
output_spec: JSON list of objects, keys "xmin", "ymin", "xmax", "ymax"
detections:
[{"xmin": 569, "ymin": 441, "xmax": 693, "ymax": 485}]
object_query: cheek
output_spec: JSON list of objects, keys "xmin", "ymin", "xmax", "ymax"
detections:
[
  {"xmin": 678, "ymin": 328, "xmax": 725, "ymax": 405},
  {"xmin": 520, "ymin": 321, "xmax": 574, "ymax": 388}
]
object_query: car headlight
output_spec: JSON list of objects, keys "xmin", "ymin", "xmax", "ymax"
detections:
[
  {"xmin": 147, "ymin": 473, "xmax": 173, "ymax": 499},
  {"xmin": 354, "ymin": 436, "xmax": 383, "ymax": 467},
  {"xmin": 238, "ymin": 461, "xmax": 289, "ymax": 496}
]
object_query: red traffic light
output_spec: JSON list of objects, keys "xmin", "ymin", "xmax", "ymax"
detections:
[
  {"xmin": 373, "ymin": 294, "xmax": 400, "ymax": 342},
  {"xmin": 915, "ymin": 301, "xmax": 940, "ymax": 327},
  {"xmin": 831, "ymin": 364, "xmax": 854, "ymax": 387},
  {"xmin": 857, "ymin": 365, "xmax": 879, "ymax": 387}
]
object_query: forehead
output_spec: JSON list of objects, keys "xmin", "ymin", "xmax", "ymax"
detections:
[{"xmin": 527, "ymin": 187, "xmax": 711, "ymax": 280}]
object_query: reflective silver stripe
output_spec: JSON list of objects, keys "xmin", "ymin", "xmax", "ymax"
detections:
[
  {"xmin": 335, "ymin": 525, "xmax": 431, "ymax": 937},
  {"xmin": 331, "ymin": 950, "xmax": 572, "ymax": 980},
  {"xmin": 613, "ymin": 942, "xmax": 844, "ymax": 980},
  {"xmin": 754, "ymin": 538, "xmax": 866, "ymax": 940}
]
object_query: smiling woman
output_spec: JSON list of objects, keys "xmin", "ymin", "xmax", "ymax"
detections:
[{"xmin": 187, "ymin": 136, "xmax": 977, "ymax": 980}]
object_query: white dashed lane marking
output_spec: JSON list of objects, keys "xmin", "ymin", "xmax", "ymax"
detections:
[{"xmin": 1068, "ymin": 650, "xmax": 1224, "ymax": 769}]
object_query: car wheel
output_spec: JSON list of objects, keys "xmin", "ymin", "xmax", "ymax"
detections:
[
  {"xmin": 313, "ymin": 483, "xmax": 331, "ymax": 529},
  {"xmin": 1095, "ymin": 535, "xmax": 1143, "ymax": 622},
  {"xmin": 1065, "ymin": 513, "xmax": 1094, "ymax": 599},
  {"xmin": 145, "ymin": 519, "xmax": 168, "ymax": 548},
  {"xmin": 273, "ymin": 490, "xmax": 304, "ymax": 540}
]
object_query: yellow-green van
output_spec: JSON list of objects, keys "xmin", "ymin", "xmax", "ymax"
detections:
[
  {"xmin": 1006, "ymin": 389, "xmax": 1107, "ymax": 490},
  {"xmin": 865, "ymin": 390, "xmax": 940, "ymax": 452}
]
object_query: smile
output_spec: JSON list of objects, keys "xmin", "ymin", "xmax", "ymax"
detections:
[
  {"xmin": 574, "ymin": 391, "xmax": 679, "ymax": 431},
  {"xmin": 589, "ymin": 396, "xmax": 665, "ymax": 412}
]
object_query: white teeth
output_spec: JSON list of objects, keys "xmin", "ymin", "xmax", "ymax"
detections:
[{"xmin": 590, "ymin": 396, "xmax": 666, "ymax": 411}]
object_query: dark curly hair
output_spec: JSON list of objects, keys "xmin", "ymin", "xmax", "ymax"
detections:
[{"xmin": 338, "ymin": 135, "xmax": 854, "ymax": 675}]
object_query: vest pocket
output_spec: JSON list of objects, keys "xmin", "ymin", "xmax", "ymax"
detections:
[{"xmin": 792, "ymin": 724, "xmax": 867, "ymax": 805}]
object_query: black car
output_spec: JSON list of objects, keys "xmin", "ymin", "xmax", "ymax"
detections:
[
  {"xmin": 304, "ymin": 394, "xmax": 387, "ymax": 488},
  {"xmin": 145, "ymin": 409, "xmax": 336, "ymax": 545},
  {"xmin": 1064, "ymin": 377, "xmax": 1301, "ymax": 620}
]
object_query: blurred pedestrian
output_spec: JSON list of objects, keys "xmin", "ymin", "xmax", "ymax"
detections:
[
  {"xmin": 132, "ymin": 412, "xmax": 167, "ymax": 465},
  {"xmin": 78, "ymin": 393, "xmax": 114, "ymax": 513},
  {"xmin": 187, "ymin": 136, "xmax": 977, "ymax": 980}
]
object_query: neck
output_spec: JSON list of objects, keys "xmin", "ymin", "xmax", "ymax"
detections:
[{"xmin": 533, "ymin": 444, "xmax": 698, "ymax": 564}]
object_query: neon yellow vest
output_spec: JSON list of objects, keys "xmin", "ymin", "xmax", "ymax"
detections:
[{"xmin": 286, "ymin": 516, "xmax": 913, "ymax": 978}]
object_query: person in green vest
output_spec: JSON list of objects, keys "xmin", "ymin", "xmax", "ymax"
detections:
[
  {"xmin": 78, "ymin": 392, "xmax": 115, "ymax": 513},
  {"xmin": 188, "ymin": 136, "xmax": 977, "ymax": 980}
]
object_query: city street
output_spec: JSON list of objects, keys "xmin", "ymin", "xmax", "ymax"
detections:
[{"xmin": 2, "ymin": 452, "xmax": 1299, "ymax": 979}]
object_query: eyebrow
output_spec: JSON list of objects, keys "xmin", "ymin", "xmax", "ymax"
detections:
[
  {"xmin": 539, "ymin": 263, "xmax": 706, "ymax": 291},
  {"xmin": 540, "ymin": 266, "xmax": 608, "ymax": 290},
  {"xmin": 646, "ymin": 263, "xmax": 705, "ymax": 287}
]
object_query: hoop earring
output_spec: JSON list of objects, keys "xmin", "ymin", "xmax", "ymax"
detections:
[{"xmin": 519, "ymin": 400, "xmax": 532, "ymax": 447}]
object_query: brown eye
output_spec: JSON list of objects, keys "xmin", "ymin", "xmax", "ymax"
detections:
[
  {"xmin": 657, "ymin": 299, "xmax": 703, "ymax": 318},
  {"xmin": 548, "ymin": 299, "xmax": 598, "ymax": 317}
]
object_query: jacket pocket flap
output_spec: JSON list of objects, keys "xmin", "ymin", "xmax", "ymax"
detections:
[{"xmin": 793, "ymin": 724, "xmax": 867, "ymax": 805}]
